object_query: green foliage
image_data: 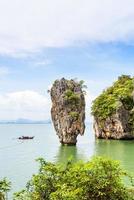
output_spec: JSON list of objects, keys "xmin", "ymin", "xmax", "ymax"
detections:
[
  {"xmin": 127, "ymin": 187, "xmax": 134, "ymax": 199},
  {"xmin": 78, "ymin": 80, "xmax": 87, "ymax": 89},
  {"xmin": 64, "ymin": 89, "xmax": 80, "ymax": 105},
  {"xmin": 13, "ymin": 157, "xmax": 134, "ymax": 200},
  {"xmin": 91, "ymin": 75, "xmax": 134, "ymax": 120},
  {"xmin": 0, "ymin": 178, "xmax": 11, "ymax": 200},
  {"xmin": 13, "ymin": 190, "xmax": 31, "ymax": 200},
  {"xmin": 69, "ymin": 111, "xmax": 79, "ymax": 120}
]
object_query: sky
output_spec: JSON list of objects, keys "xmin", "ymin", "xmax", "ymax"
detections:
[{"xmin": 0, "ymin": 0, "xmax": 134, "ymax": 120}]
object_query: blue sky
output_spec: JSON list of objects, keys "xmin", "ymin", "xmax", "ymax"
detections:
[
  {"xmin": 0, "ymin": 0, "xmax": 133, "ymax": 120},
  {"xmin": 1, "ymin": 42, "xmax": 134, "ymax": 93}
]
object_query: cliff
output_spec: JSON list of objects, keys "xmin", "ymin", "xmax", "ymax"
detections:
[
  {"xmin": 91, "ymin": 75, "xmax": 134, "ymax": 139},
  {"xmin": 50, "ymin": 78, "xmax": 85, "ymax": 145}
]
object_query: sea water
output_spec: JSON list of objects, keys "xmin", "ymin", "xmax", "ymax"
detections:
[{"xmin": 0, "ymin": 123, "xmax": 133, "ymax": 196}]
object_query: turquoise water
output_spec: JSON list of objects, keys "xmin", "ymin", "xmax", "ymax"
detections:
[{"xmin": 0, "ymin": 123, "xmax": 133, "ymax": 196}]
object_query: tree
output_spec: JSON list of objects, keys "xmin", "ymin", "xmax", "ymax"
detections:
[
  {"xmin": 13, "ymin": 157, "xmax": 134, "ymax": 200},
  {"xmin": 91, "ymin": 75, "xmax": 134, "ymax": 120},
  {"xmin": 0, "ymin": 178, "xmax": 11, "ymax": 200}
]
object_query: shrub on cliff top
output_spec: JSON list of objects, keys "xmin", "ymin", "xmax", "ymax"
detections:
[
  {"xmin": 64, "ymin": 79, "xmax": 87, "ymax": 106},
  {"xmin": 91, "ymin": 75, "xmax": 134, "ymax": 120},
  {"xmin": 13, "ymin": 157, "xmax": 133, "ymax": 200}
]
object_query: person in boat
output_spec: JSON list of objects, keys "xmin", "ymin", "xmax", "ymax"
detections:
[{"xmin": 18, "ymin": 136, "xmax": 34, "ymax": 139}]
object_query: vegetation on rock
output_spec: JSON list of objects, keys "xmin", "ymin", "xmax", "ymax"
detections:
[
  {"xmin": 69, "ymin": 111, "xmax": 79, "ymax": 120},
  {"xmin": 64, "ymin": 89, "xmax": 80, "ymax": 106},
  {"xmin": 13, "ymin": 157, "xmax": 134, "ymax": 200},
  {"xmin": 91, "ymin": 75, "xmax": 134, "ymax": 120}
]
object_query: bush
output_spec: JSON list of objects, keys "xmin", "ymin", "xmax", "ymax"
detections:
[
  {"xmin": 69, "ymin": 111, "xmax": 79, "ymax": 120},
  {"xmin": 91, "ymin": 75, "xmax": 134, "ymax": 120},
  {"xmin": 13, "ymin": 157, "xmax": 134, "ymax": 200},
  {"xmin": 64, "ymin": 89, "xmax": 80, "ymax": 105},
  {"xmin": 0, "ymin": 178, "xmax": 11, "ymax": 200}
]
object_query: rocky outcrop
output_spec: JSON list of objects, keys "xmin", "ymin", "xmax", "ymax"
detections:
[
  {"xmin": 92, "ymin": 75, "xmax": 134, "ymax": 140},
  {"xmin": 50, "ymin": 78, "xmax": 85, "ymax": 145},
  {"xmin": 94, "ymin": 103, "xmax": 134, "ymax": 139}
]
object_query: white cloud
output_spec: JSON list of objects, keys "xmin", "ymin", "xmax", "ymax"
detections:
[
  {"xmin": 0, "ymin": 66, "xmax": 10, "ymax": 76},
  {"xmin": 0, "ymin": 89, "xmax": 95, "ymax": 121},
  {"xmin": 0, "ymin": 0, "xmax": 134, "ymax": 55},
  {"xmin": 0, "ymin": 90, "xmax": 50, "ymax": 120},
  {"xmin": 33, "ymin": 59, "xmax": 52, "ymax": 68}
]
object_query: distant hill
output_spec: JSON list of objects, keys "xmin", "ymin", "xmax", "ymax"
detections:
[{"xmin": 0, "ymin": 118, "xmax": 51, "ymax": 124}]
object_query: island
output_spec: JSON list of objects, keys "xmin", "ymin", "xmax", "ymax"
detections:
[
  {"xmin": 91, "ymin": 75, "xmax": 134, "ymax": 139},
  {"xmin": 50, "ymin": 78, "xmax": 86, "ymax": 145}
]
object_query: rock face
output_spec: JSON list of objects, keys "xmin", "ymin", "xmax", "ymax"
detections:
[
  {"xmin": 94, "ymin": 104, "xmax": 134, "ymax": 139},
  {"xmin": 50, "ymin": 78, "xmax": 85, "ymax": 145},
  {"xmin": 92, "ymin": 75, "xmax": 134, "ymax": 140}
]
